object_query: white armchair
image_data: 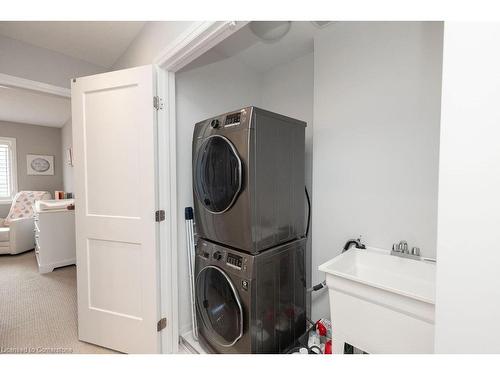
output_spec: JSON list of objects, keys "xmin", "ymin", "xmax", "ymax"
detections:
[{"xmin": 0, "ymin": 191, "xmax": 51, "ymax": 255}]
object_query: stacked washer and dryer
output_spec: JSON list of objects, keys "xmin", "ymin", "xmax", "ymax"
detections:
[{"xmin": 192, "ymin": 107, "xmax": 307, "ymax": 354}]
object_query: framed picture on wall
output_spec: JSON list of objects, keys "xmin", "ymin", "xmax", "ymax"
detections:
[{"xmin": 27, "ymin": 154, "xmax": 54, "ymax": 176}]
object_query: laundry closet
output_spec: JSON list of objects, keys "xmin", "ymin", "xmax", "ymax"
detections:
[
  {"xmin": 174, "ymin": 21, "xmax": 444, "ymax": 353},
  {"xmin": 175, "ymin": 22, "xmax": 315, "ymax": 353}
]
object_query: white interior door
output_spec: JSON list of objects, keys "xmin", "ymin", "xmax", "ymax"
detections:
[{"xmin": 71, "ymin": 65, "xmax": 161, "ymax": 353}]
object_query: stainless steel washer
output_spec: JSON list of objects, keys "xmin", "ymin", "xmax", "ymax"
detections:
[
  {"xmin": 195, "ymin": 237, "xmax": 307, "ymax": 354},
  {"xmin": 192, "ymin": 107, "xmax": 306, "ymax": 254}
]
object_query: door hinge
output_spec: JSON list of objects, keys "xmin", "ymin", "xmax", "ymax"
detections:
[
  {"xmin": 153, "ymin": 96, "xmax": 164, "ymax": 110},
  {"xmin": 155, "ymin": 210, "xmax": 166, "ymax": 222},
  {"xmin": 157, "ymin": 317, "xmax": 167, "ymax": 332}
]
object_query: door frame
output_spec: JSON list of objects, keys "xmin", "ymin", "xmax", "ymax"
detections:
[{"xmin": 154, "ymin": 21, "xmax": 248, "ymax": 353}]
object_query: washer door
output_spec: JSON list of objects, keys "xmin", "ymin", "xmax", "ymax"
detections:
[
  {"xmin": 194, "ymin": 135, "xmax": 242, "ymax": 214},
  {"xmin": 196, "ymin": 266, "xmax": 244, "ymax": 347}
]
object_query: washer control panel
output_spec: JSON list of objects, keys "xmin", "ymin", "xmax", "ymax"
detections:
[
  {"xmin": 196, "ymin": 239, "xmax": 252, "ymax": 277},
  {"xmin": 226, "ymin": 253, "xmax": 243, "ymax": 269}
]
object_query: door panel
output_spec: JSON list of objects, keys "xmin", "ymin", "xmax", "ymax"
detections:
[
  {"xmin": 194, "ymin": 135, "xmax": 242, "ymax": 214},
  {"xmin": 71, "ymin": 65, "xmax": 160, "ymax": 353},
  {"xmin": 196, "ymin": 266, "xmax": 243, "ymax": 347},
  {"xmin": 87, "ymin": 239, "xmax": 142, "ymax": 318},
  {"xmin": 84, "ymin": 84, "xmax": 142, "ymax": 218}
]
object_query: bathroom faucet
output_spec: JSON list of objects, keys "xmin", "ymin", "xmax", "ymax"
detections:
[{"xmin": 342, "ymin": 237, "xmax": 366, "ymax": 253}]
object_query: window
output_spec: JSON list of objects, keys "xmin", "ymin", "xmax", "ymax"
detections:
[{"xmin": 0, "ymin": 137, "xmax": 18, "ymax": 203}]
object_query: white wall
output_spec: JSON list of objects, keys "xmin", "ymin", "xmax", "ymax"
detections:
[
  {"xmin": 0, "ymin": 34, "xmax": 105, "ymax": 88},
  {"xmin": 175, "ymin": 54, "xmax": 263, "ymax": 334},
  {"xmin": 434, "ymin": 23, "xmax": 500, "ymax": 353},
  {"xmin": 261, "ymin": 52, "xmax": 314, "ymax": 195},
  {"xmin": 112, "ymin": 21, "xmax": 196, "ymax": 70},
  {"xmin": 312, "ymin": 22, "xmax": 443, "ymax": 321}
]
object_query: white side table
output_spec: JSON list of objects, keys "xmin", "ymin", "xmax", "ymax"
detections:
[{"xmin": 34, "ymin": 200, "xmax": 76, "ymax": 273}]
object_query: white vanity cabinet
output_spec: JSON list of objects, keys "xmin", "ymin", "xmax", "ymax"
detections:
[{"xmin": 34, "ymin": 201, "xmax": 76, "ymax": 273}]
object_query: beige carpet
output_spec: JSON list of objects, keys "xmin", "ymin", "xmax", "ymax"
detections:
[{"xmin": 0, "ymin": 251, "xmax": 115, "ymax": 354}]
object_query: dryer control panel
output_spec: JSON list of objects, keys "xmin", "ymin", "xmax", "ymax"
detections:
[{"xmin": 224, "ymin": 112, "xmax": 241, "ymax": 127}]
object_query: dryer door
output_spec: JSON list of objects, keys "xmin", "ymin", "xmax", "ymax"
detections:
[
  {"xmin": 194, "ymin": 135, "xmax": 242, "ymax": 214},
  {"xmin": 196, "ymin": 266, "xmax": 244, "ymax": 347}
]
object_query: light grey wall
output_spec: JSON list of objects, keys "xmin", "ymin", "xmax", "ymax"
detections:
[
  {"xmin": 61, "ymin": 119, "xmax": 73, "ymax": 193},
  {"xmin": 0, "ymin": 33, "xmax": 106, "ymax": 201},
  {"xmin": 311, "ymin": 21, "xmax": 443, "ymax": 321},
  {"xmin": 0, "ymin": 121, "xmax": 63, "ymax": 216},
  {"xmin": 0, "ymin": 34, "xmax": 106, "ymax": 88},
  {"xmin": 176, "ymin": 54, "xmax": 263, "ymax": 334}
]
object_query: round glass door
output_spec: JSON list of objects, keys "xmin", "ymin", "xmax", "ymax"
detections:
[
  {"xmin": 196, "ymin": 266, "xmax": 243, "ymax": 347},
  {"xmin": 194, "ymin": 135, "xmax": 242, "ymax": 214}
]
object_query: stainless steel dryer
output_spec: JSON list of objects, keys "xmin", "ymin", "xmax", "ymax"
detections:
[
  {"xmin": 192, "ymin": 107, "xmax": 306, "ymax": 254},
  {"xmin": 195, "ymin": 237, "xmax": 306, "ymax": 354}
]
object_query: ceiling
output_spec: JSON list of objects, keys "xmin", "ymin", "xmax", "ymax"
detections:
[
  {"xmin": 209, "ymin": 21, "xmax": 318, "ymax": 73},
  {"xmin": 0, "ymin": 85, "xmax": 70, "ymax": 127},
  {"xmin": 0, "ymin": 21, "xmax": 145, "ymax": 68}
]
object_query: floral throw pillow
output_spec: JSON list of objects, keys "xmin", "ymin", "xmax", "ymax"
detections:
[{"xmin": 3, "ymin": 191, "xmax": 52, "ymax": 226}]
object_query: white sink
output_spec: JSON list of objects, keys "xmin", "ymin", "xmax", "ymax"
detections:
[
  {"xmin": 319, "ymin": 248, "xmax": 436, "ymax": 354},
  {"xmin": 319, "ymin": 249, "xmax": 436, "ymax": 304}
]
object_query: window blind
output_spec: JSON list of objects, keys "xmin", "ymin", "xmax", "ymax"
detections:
[{"xmin": 0, "ymin": 143, "xmax": 11, "ymax": 198}]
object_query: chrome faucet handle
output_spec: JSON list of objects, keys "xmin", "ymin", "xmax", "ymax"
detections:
[
  {"xmin": 398, "ymin": 240, "xmax": 409, "ymax": 254},
  {"xmin": 411, "ymin": 247, "xmax": 421, "ymax": 256},
  {"xmin": 398, "ymin": 240, "xmax": 404, "ymax": 252}
]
